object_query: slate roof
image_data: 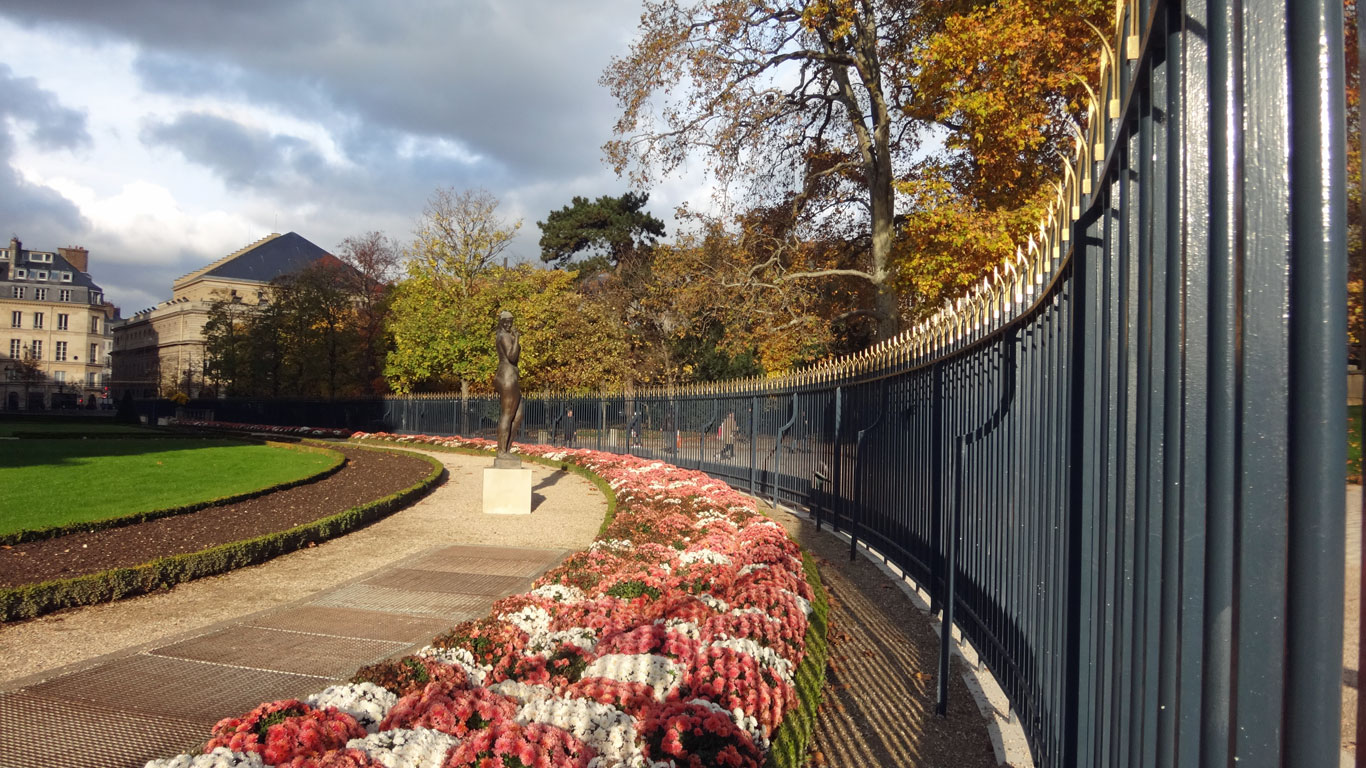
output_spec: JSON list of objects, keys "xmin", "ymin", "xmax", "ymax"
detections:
[
  {"xmin": 174, "ymin": 232, "xmax": 333, "ymax": 288},
  {"xmin": 1, "ymin": 250, "xmax": 104, "ymax": 292}
]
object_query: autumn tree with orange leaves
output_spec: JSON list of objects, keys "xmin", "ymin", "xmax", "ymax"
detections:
[
  {"xmin": 898, "ymin": 0, "xmax": 1110, "ymax": 322},
  {"xmin": 605, "ymin": 0, "xmax": 1112, "ymax": 344}
]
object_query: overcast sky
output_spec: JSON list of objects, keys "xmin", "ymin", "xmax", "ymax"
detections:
[{"xmin": 0, "ymin": 1, "xmax": 711, "ymax": 314}]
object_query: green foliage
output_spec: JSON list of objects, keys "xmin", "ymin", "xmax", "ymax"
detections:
[
  {"xmin": 386, "ymin": 264, "xmax": 631, "ymax": 394},
  {"xmin": 537, "ymin": 191, "xmax": 666, "ymax": 271},
  {"xmin": 605, "ymin": 580, "xmax": 662, "ymax": 600},
  {"xmin": 0, "ymin": 447, "xmax": 443, "ymax": 622},
  {"xmin": 0, "ymin": 439, "xmax": 340, "ymax": 537},
  {"xmin": 202, "ymin": 258, "xmax": 380, "ymax": 398}
]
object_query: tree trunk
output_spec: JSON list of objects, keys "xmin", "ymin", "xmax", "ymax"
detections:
[{"xmin": 868, "ymin": 140, "xmax": 899, "ymax": 341}]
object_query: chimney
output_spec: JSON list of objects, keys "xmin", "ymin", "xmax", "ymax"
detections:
[
  {"xmin": 9, "ymin": 236, "xmax": 19, "ymax": 257},
  {"xmin": 59, "ymin": 246, "xmax": 89, "ymax": 273}
]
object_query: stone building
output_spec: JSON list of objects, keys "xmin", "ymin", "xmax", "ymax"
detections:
[
  {"xmin": 109, "ymin": 232, "xmax": 333, "ymax": 399},
  {"xmin": 0, "ymin": 237, "xmax": 117, "ymax": 410}
]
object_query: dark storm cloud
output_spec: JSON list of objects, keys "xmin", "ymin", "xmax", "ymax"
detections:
[
  {"xmin": 0, "ymin": 0, "xmax": 640, "ymax": 181},
  {"xmin": 140, "ymin": 112, "xmax": 326, "ymax": 188},
  {"xmin": 0, "ymin": 65, "xmax": 89, "ymax": 237}
]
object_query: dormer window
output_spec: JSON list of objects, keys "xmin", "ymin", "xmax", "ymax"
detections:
[
  {"xmin": 60, "ymin": 271, "xmax": 72, "ymax": 282},
  {"xmin": 14, "ymin": 268, "xmax": 25, "ymax": 279},
  {"xmin": 35, "ymin": 270, "xmax": 47, "ymax": 281}
]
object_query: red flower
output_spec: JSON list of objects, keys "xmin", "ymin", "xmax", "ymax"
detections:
[{"xmin": 380, "ymin": 684, "xmax": 518, "ymax": 738}]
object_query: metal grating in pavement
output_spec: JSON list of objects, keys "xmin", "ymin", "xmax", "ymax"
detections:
[
  {"xmin": 149, "ymin": 625, "xmax": 408, "ymax": 679},
  {"xmin": 26, "ymin": 654, "xmax": 329, "ymax": 723},
  {"xmin": 365, "ymin": 568, "xmax": 529, "ymax": 596},
  {"xmin": 309, "ymin": 583, "xmax": 493, "ymax": 619},
  {"xmin": 247, "ymin": 605, "xmax": 452, "ymax": 643},
  {"xmin": 0, "ymin": 691, "xmax": 208, "ymax": 768}
]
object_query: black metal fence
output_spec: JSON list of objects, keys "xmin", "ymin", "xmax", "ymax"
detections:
[{"xmin": 381, "ymin": 1, "xmax": 1350, "ymax": 765}]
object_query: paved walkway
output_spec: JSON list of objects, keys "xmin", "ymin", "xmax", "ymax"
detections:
[{"xmin": 0, "ymin": 447, "xmax": 605, "ymax": 768}]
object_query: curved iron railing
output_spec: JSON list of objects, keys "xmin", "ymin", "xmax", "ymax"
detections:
[{"xmin": 220, "ymin": 0, "xmax": 1350, "ymax": 765}]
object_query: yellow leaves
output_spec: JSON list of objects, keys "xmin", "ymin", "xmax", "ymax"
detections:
[{"xmin": 801, "ymin": 0, "xmax": 858, "ymax": 38}]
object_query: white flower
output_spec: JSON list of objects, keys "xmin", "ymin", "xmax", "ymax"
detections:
[
  {"xmin": 415, "ymin": 645, "xmax": 487, "ymax": 686},
  {"xmin": 530, "ymin": 583, "xmax": 587, "ymax": 603},
  {"xmin": 696, "ymin": 593, "xmax": 730, "ymax": 612},
  {"xmin": 679, "ymin": 549, "xmax": 731, "ymax": 566},
  {"xmin": 581, "ymin": 654, "xmax": 683, "ymax": 701},
  {"xmin": 706, "ymin": 637, "xmax": 794, "ymax": 685},
  {"xmin": 686, "ymin": 697, "xmax": 767, "ymax": 750},
  {"xmin": 658, "ymin": 618, "xmax": 702, "ymax": 640},
  {"xmin": 306, "ymin": 682, "xmax": 397, "ymax": 733},
  {"xmin": 348, "ymin": 727, "xmax": 459, "ymax": 768},
  {"xmin": 517, "ymin": 696, "xmax": 645, "ymax": 767},
  {"xmin": 144, "ymin": 748, "xmax": 265, "ymax": 768},
  {"xmin": 499, "ymin": 605, "xmax": 553, "ymax": 636},
  {"xmin": 737, "ymin": 563, "xmax": 769, "ymax": 576},
  {"xmin": 782, "ymin": 589, "xmax": 813, "ymax": 617}
]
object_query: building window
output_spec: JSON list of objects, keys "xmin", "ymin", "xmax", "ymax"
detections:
[
  {"xmin": 14, "ymin": 268, "xmax": 25, "ymax": 279},
  {"xmin": 57, "ymin": 313, "xmax": 68, "ymax": 331},
  {"xmin": 10, "ymin": 311, "xmax": 19, "ymax": 328},
  {"xmin": 13, "ymin": 286, "xmax": 23, "ymax": 299},
  {"xmin": 60, "ymin": 271, "xmax": 72, "ymax": 282},
  {"xmin": 55, "ymin": 341, "xmax": 67, "ymax": 361},
  {"xmin": 90, "ymin": 343, "xmax": 99, "ymax": 363},
  {"xmin": 89, "ymin": 292, "xmax": 101, "ymax": 304},
  {"xmin": 87, "ymin": 372, "xmax": 96, "ymax": 386},
  {"xmin": 9, "ymin": 339, "xmax": 18, "ymax": 358},
  {"xmin": 59, "ymin": 289, "xmax": 71, "ymax": 302},
  {"xmin": 34, "ymin": 288, "xmax": 47, "ymax": 301},
  {"xmin": 90, "ymin": 316, "xmax": 100, "ymax": 333},
  {"xmin": 35, "ymin": 270, "xmax": 47, "ymax": 281},
  {"xmin": 32, "ymin": 312, "xmax": 43, "ymax": 330},
  {"xmin": 53, "ymin": 370, "xmax": 65, "ymax": 383},
  {"xmin": 30, "ymin": 340, "xmax": 41, "ymax": 360}
]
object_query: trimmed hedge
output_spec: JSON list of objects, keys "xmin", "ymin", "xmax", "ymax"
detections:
[
  {"xmin": 0, "ymin": 441, "xmax": 347, "ymax": 546},
  {"xmin": 0, "ymin": 446, "xmax": 444, "ymax": 622},
  {"xmin": 764, "ymin": 551, "xmax": 831, "ymax": 768}
]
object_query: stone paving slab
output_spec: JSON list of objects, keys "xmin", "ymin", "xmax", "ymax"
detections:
[{"xmin": 0, "ymin": 543, "xmax": 567, "ymax": 768}]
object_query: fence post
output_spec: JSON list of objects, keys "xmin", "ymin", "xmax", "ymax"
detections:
[
  {"xmin": 754, "ymin": 390, "xmax": 764, "ymax": 491},
  {"xmin": 929, "ymin": 362, "xmax": 945, "ymax": 615}
]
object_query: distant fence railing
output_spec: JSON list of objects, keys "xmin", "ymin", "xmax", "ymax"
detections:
[
  {"xmin": 149, "ymin": 0, "xmax": 1348, "ymax": 765},
  {"xmin": 384, "ymin": 1, "xmax": 1350, "ymax": 766}
]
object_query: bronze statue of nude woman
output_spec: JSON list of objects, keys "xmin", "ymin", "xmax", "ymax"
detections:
[{"xmin": 494, "ymin": 311, "xmax": 523, "ymax": 462}]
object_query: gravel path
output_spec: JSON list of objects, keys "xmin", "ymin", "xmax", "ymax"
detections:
[{"xmin": 0, "ymin": 445, "xmax": 607, "ymax": 685}]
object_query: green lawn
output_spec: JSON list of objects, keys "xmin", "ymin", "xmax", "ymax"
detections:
[{"xmin": 0, "ymin": 439, "xmax": 338, "ymax": 536}]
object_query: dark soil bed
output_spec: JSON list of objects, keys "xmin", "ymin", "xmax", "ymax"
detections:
[{"xmin": 0, "ymin": 444, "xmax": 433, "ymax": 588}]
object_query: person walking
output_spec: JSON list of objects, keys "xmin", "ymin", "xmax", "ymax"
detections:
[{"xmin": 719, "ymin": 411, "xmax": 737, "ymax": 459}]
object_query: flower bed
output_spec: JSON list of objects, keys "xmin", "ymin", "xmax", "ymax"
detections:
[{"xmin": 147, "ymin": 431, "xmax": 826, "ymax": 768}]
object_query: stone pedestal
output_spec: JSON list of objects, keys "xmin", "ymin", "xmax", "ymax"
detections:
[{"xmin": 483, "ymin": 465, "xmax": 532, "ymax": 515}]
